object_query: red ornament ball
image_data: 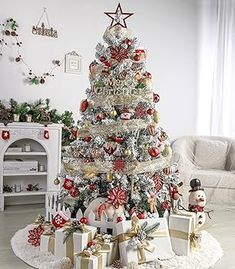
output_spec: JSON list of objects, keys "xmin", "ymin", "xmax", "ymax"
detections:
[
  {"xmin": 125, "ymin": 38, "xmax": 132, "ymax": 46},
  {"xmin": 148, "ymin": 147, "xmax": 160, "ymax": 158},
  {"xmin": 89, "ymin": 183, "xmax": 95, "ymax": 191},
  {"xmin": 99, "ymin": 56, "xmax": 106, "ymax": 62},
  {"xmin": 69, "ymin": 187, "xmax": 79, "ymax": 198},
  {"xmin": 96, "ymin": 113, "xmax": 106, "ymax": 121},
  {"xmin": 137, "ymin": 213, "xmax": 145, "ymax": 219},
  {"xmin": 145, "ymin": 72, "xmax": 152, "ymax": 79},
  {"xmin": 117, "ymin": 216, "xmax": 123, "ymax": 223},
  {"xmin": 147, "ymin": 108, "xmax": 155, "ymax": 115},
  {"xmin": 80, "ymin": 217, "xmax": 88, "ymax": 224},
  {"xmin": 80, "ymin": 99, "xmax": 89, "ymax": 112},
  {"xmin": 87, "ymin": 241, "xmax": 95, "ymax": 247},
  {"xmin": 133, "ymin": 54, "xmax": 141, "ymax": 61},
  {"xmin": 153, "ymin": 93, "xmax": 160, "ymax": 103},
  {"xmin": 113, "ymin": 137, "xmax": 124, "ymax": 143},
  {"xmin": 83, "ymin": 136, "xmax": 92, "ymax": 142}
]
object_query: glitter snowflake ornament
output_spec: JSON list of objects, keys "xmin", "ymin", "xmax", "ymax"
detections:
[
  {"xmin": 28, "ymin": 225, "xmax": 44, "ymax": 247},
  {"xmin": 107, "ymin": 187, "xmax": 127, "ymax": 208}
]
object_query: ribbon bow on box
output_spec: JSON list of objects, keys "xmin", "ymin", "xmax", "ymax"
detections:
[{"xmin": 118, "ymin": 216, "xmax": 168, "ymax": 264}]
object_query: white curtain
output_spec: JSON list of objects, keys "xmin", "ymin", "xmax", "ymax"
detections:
[{"xmin": 197, "ymin": 0, "xmax": 235, "ymax": 137}]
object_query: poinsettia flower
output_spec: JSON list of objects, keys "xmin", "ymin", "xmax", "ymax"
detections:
[{"xmin": 107, "ymin": 187, "xmax": 127, "ymax": 208}]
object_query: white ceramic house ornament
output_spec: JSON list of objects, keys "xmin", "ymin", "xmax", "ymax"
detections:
[{"xmin": 188, "ymin": 178, "xmax": 207, "ymax": 228}]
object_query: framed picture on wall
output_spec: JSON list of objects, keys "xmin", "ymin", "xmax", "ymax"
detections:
[{"xmin": 65, "ymin": 51, "xmax": 82, "ymax": 74}]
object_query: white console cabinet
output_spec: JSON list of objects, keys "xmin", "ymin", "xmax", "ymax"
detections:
[{"xmin": 0, "ymin": 122, "xmax": 62, "ymax": 211}]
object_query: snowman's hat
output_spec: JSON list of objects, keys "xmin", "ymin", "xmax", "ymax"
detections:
[{"xmin": 189, "ymin": 178, "xmax": 204, "ymax": 192}]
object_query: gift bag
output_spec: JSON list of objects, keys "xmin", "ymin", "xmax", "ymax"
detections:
[{"xmin": 116, "ymin": 216, "xmax": 174, "ymax": 266}]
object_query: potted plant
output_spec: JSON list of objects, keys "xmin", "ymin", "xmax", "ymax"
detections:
[
  {"xmin": 9, "ymin": 98, "xmax": 21, "ymax": 122},
  {"xmin": 19, "ymin": 102, "xmax": 30, "ymax": 122}
]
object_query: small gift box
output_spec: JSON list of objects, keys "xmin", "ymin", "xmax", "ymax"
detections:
[
  {"xmin": 75, "ymin": 242, "xmax": 107, "ymax": 269},
  {"xmin": 94, "ymin": 234, "xmax": 119, "ymax": 265},
  {"xmin": 40, "ymin": 233, "xmax": 55, "ymax": 254},
  {"xmin": 55, "ymin": 220, "xmax": 97, "ymax": 263},
  {"xmin": 116, "ymin": 216, "xmax": 174, "ymax": 266},
  {"xmin": 169, "ymin": 214, "xmax": 200, "ymax": 256}
]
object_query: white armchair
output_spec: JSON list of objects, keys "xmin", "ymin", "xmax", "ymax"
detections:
[{"xmin": 171, "ymin": 136, "xmax": 235, "ymax": 205}]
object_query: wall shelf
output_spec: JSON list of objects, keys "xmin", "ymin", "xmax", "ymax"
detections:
[{"xmin": 0, "ymin": 122, "xmax": 62, "ymax": 211}]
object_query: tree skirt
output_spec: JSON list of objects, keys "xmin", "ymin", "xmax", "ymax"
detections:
[{"xmin": 11, "ymin": 224, "xmax": 223, "ymax": 269}]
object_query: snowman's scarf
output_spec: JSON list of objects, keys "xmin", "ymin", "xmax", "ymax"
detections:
[{"xmin": 189, "ymin": 205, "xmax": 204, "ymax": 212}]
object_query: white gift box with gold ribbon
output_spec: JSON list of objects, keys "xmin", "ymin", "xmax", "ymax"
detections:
[
  {"xmin": 40, "ymin": 234, "xmax": 55, "ymax": 254},
  {"xmin": 75, "ymin": 252, "xmax": 106, "ymax": 269},
  {"xmin": 116, "ymin": 216, "xmax": 175, "ymax": 266},
  {"xmin": 55, "ymin": 225, "xmax": 97, "ymax": 263},
  {"xmin": 169, "ymin": 214, "xmax": 200, "ymax": 256}
]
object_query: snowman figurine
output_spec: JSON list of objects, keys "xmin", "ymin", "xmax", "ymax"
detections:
[{"xmin": 188, "ymin": 178, "xmax": 207, "ymax": 228}]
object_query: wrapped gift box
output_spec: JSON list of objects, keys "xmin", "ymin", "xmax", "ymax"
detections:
[
  {"xmin": 55, "ymin": 225, "xmax": 97, "ymax": 263},
  {"xmin": 169, "ymin": 214, "xmax": 195, "ymax": 256},
  {"xmin": 116, "ymin": 217, "xmax": 174, "ymax": 266},
  {"xmin": 75, "ymin": 252, "xmax": 106, "ymax": 269},
  {"xmin": 40, "ymin": 234, "xmax": 55, "ymax": 254},
  {"xmin": 94, "ymin": 234, "xmax": 119, "ymax": 265}
]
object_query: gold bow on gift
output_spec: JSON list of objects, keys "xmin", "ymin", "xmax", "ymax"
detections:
[{"xmin": 118, "ymin": 216, "xmax": 168, "ymax": 264}]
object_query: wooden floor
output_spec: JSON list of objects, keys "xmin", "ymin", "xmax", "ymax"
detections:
[{"xmin": 0, "ymin": 204, "xmax": 234, "ymax": 269}]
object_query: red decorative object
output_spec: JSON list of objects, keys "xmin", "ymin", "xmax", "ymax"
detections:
[
  {"xmin": 113, "ymin": 137, "xmax": 124, "ymax": 143},
  {"xmin": 44, "ymin": 129, "xmax": 49, "ymax": 139},
  {"xmin": 80, "ymin": 217, "xmax": 88, "ymax": 224},
  {"xmin": 96, "ymin": 113, "xmax": 106, "ymax": 121},
  {"xmin": 87, "ymin": 241, "xmax": 95, "ymax": 247},
  {"xmin": 147, "ymin": 108, "xmax": 155, "ymax": 115},
  {"xmin": 104, "ymin": 142, "xmax": 117, "ymax": 155},
  {"xmin": 148, "ymin": 147, "xmax": 160, "ymax": 158},
  {"xmin": 125, "ymin": 38, "xmax": 132, "ymax": 46},
  {"xmin": 107, "ymin": 187, "xmax": 127, "ymax": 208},
  {"xmin": 161, "ymin": 201, "xmax": 171, "ymax": 210},
  {"xmin": 52, "ymin": 211, "xmax": 70, "ymax": 229},
  {"xmin": 110, "ymin": 46, "xmax": 129, "ymax": 62},
  {"xmin": 83, "ymin": 136, "xmax": 92, "ymax": 142},
  {"xmin": 116, "ymin": 216, "xmax": 123, "ymax": 223},
  {"xmin": 63, "ymin": 178, "xmax": 74, "ymax": 190},
  {"xmin": 145, "ymin": 72, "xmax": 152, "ymax": 79},
  {"xmin": 104, "ymin": 3, "xmax": 134, "ymax": 28},
  {"xmin": 153, "ymin": 93, "xmax": 160, "ymax": 103},
  {"xmin": 80, "ymin": 99, "xmax": 89, "ymax": 112},
  {"xmin": 137, "ymin": 213, "xmax": 146, "ymax": 219},
  {"xmin": 152, "ymin": 173, "xmax": 163, "ymax": 192},
  {"xmin": 28, "ymin": 225, "xmax": 44, "ymax": 247},
  {"xmin": 113, "ymin": 159, "xmax": 125, "ymax": 172},
  {"xmin": 1, "ymin": 130, "xmax": 10, "ymax": 140},
  {"xmin": 135, "ymin": 105, "xmax": 146, "ymax": 118},
  {"xmin": 99, "ymin": 56, "xmax": 106, "ymax": 62},
  {"xmin": 89, "ymin": 183, "xmax": 95, "ymax": 191},
  {"xmin": 69, "ymin": 187, "xmax": 79, "ymax": 198}
]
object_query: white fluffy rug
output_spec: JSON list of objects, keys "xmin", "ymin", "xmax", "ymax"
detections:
[{"xmin": 11, "ymin": 224, "xmax": 223, "ymax": 269}]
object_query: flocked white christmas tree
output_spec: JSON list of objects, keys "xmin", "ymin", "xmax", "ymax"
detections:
[{"xmin": 58, "ymin": 3, "xmax": 181, "ymax": 220}]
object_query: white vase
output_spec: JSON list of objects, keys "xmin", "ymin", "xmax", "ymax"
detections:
[
  {"xmin": 26, "ymin": 114, "xmax": 32, "ymax": 122},
  {"xmin": 13, "ymin": 114, "xmax": 20, "ymax": 122}
]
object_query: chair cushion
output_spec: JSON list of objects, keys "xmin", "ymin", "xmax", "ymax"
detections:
[{"xmin": 194, "ymin": 139, "xmax": 228, "ymax": 169}]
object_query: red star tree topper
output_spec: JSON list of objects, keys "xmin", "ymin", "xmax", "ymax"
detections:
[{"xmin": 104, "ymin": 3, "xmax": 134, "ymax": 28}]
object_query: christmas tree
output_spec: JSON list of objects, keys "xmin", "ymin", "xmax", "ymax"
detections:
[{"xmin": 59, "ymin": 4, "xmax": 180, "ymax": 220}]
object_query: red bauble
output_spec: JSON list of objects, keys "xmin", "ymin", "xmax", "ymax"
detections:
[
  {"xmin": 52, "ymin": 211, "xmax": 70, "ymax": 229},
  {"xmin": 137, "ymin": 213, "xmax": 146, "ymax": 219},
  {"xmin": 2, "ymin": 130, "xmax": 10, "ymax": 140},
  {"xmin": 148, "ymin": 147, "xmax": 160, "ymax": 158},
  {"xmin": 63, "ymin": 178, "xmax": 74, "ymax": 190},
  {"xmin": 80, "ymin": 99, "xmax": 89, "ymax": 112},
  {"xmin": 44, "ymin": 129, "xmax": 49, "ymax": 139},
  {"xmin": 117, "ymin": 216, "xmax": 123, "ymax": 223},
  {"xmin": 153, "ymin": 93, "xmax": 160, "ymax": 103},
  {"xmin": 113, "ymin": 137, "xmax": 124, "ymax": 143},
  {"xmin": 145, "ymin": 72, "xmax": 152, "ymax": 79},
  {"xmin": 89, "ymin": 183, "xmax": 95, "ymax": 191},
  {"xmin": 83, "ymin": 136, "xmax": 92, "ymax": 142},
  {"xmin": 147, "ymin": 108, "xmax": 155, "ymax": 115},
  {"xmin": 133, "ymin": 54, "xmax": 141, "ymax": 61},
  {"xmin": 69, "ymin": 187, "xmax": 79, "ymax": 198},
  {"xmin": 80, "ymin": 217, "xmax": 88, "ymax": 224},
  {"xmin": 125, "ymin": 38, "xmax": 132, "ymax": 46},
  {"xmin": 162, "ymin": 201, "xmax": 171, "ymax": 210},
  {"xmin": 28, "ymin": 224, "xmax": 44, "ymax": 247},
  {"xmin": 87, "ymin": 241, "xmax": 95, "ymax": 247},
  {"xmin": 99, "ymin": 56, "xmax": 106, "ymax": 62},
  {"xmin": 96, "ymin": 113, "xmax": 106, "ymax": 121}
]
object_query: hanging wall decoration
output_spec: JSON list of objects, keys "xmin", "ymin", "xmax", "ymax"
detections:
[
  {"xmin": 64, "ymin": 51, "xmax": 82, "ymax": 75},
  {"xmin": 0, "ymin": 17, "xmax": 63, "ymax": 85},
  {"xmin": 32, "ymin": 8, "xmax": 58, "ymax": 38}
]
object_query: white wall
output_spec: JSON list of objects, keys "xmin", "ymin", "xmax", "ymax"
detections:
[{"xmin": 0, "ymin": 0, "xmax": 200, "ymax": 138}]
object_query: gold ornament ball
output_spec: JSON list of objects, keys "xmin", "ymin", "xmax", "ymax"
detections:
[
  {"xmin": 153, "ymin": 111, "xmax": 160, "ymax": 124},
  {"xmin": 54, "ymin": 177, "xmax": 60, "ymax": 185},
  {"xmin": 110, "ymin": 110, "xmax": 117, "ymax": 117},
  {"xmin": 124, "ymin": 148, "xmax": 132, "ymax": 156},
  {"xmin": 106, "ymin": 173, "xmax": 113, "ymax": 182}
]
